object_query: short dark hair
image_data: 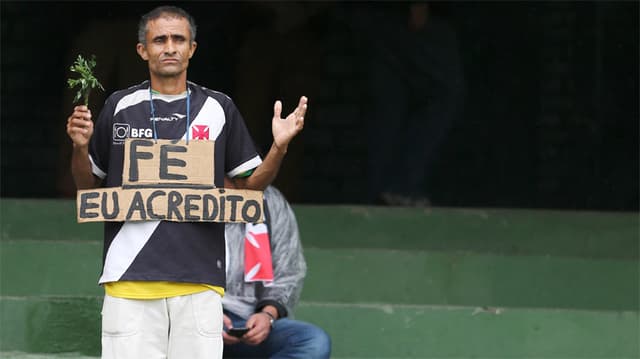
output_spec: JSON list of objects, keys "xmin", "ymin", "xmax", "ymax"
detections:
[{"xmin": 138, "ymin": 5, "xmax": 197, "ymax": 45}]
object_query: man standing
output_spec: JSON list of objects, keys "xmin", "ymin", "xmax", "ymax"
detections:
[
  {"xmin": 222, "ymin": 185, "xmax": 331, "ymax": 358},
  {"xmin": 65, "ymin": 5, "xmax": 306, "ymax": 358}
]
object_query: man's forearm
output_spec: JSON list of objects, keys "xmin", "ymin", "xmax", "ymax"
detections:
[
  {"xmin": 235, "ymin": 142, "xmax": 287, "ymax": 191},
  {"xmin": 71, "ymin": 145, "xmax": 99, "ymax": 189}
]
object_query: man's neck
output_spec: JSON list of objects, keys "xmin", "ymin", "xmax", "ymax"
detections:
[{"xmin": 150, "ymin": 76, "xmax": 188, "ymax": 95}]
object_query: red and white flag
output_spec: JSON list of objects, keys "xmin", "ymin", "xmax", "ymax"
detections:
[{"xmin": 244, "ymin": 223, "xmax": 274, "ymax": 283}]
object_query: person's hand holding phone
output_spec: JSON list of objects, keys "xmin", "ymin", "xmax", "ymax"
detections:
[
  {"xmin": 222, "ymin": 314, "xmax": 243, "ymax": 345},
  {"xmin": 222, "ymin": 312, "xmax": 273, "ymax": 345},
  {"xmin": 240, "ymin": 312, "xmax": 273, "ymax": 345}
]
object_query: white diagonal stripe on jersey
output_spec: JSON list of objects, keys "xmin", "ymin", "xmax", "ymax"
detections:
[
  {"xmin": 98, "ymin": 220, "xmax": 160, "ymax": 283},
  {"xmin": 89, "ymin": 154, "xmax": 106, "ymax": 179},
  {"xmin": 187, "ymin": 97, "xmax": 226, "ymax": 141},
  {"xmin": 113, "ymin": 89, "xmax": 149, "ymax": 117}
]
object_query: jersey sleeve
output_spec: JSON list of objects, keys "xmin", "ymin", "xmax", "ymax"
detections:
[
  {"xmin": 223, "ymin": 100, "xmax": 262, "ymax": 178},
  {"xmin": 89, "ymin": 97, "xmax": 115, "ymax": 179}
]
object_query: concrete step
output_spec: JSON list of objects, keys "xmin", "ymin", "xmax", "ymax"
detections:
[
  {"xmin": 0, "ymin": 352, "xmax": 97, "ymax": 359},
  {"xmin": 1, "ymin": 297, "xmax": 100, "ymax": 355},
  {"xmin": 302, "ymin": 248, "xmax": 639, "ymax": 311},
  {"xmin": 294, "ymin": 205, "xmax": 639, "ymax": 259},
  {"xmin": 0, "ymin": 240, "xmax": 103, "ymax": 297},
  {"xmin": 2, "ymin": 199, "xmax": 638, "ymax": 260},
  {"xmin": 1, "ymin": 297, "xmax": 638, "ymax": 358},
  {"xmin": 2, "ymin": 199, "xmax": 637, "ymax": 357},
  {"xmin": 2, "ymin": 241, "xmax": 637, "ymax": 311},
  {"xmin": 301, "ymin": 302, "xmax": 639, "ymax": 358},
  {"xmin": 0, "ymin": 200, "xmax": 99, "ymax": 242}
]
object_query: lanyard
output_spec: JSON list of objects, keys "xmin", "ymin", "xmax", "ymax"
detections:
[{"xmin": 149, "ymin": 83, "xmax": 191, "ymax": 144}]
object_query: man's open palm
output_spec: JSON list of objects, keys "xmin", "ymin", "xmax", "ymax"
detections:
[{"xmin": 272, "ymin": 96, "xmax": 307, "ymax": 151}]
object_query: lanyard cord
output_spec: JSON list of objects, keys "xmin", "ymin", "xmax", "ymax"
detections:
[{"xmin": 149, "ymin": 83, "xmax": 191, "ymax": 144}]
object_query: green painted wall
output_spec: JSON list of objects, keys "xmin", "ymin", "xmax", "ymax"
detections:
[
  {"xmin": 1, "ymin": 199, "xmax": 638, "ymax": 357},
  {"xmin": 2, "ymin": 298, "xmax": 638, "ymax": 358}
]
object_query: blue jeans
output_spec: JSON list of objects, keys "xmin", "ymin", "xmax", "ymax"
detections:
[{"xmin": 223, "ymin": 310, "xmax": 331, "ymax": 359}]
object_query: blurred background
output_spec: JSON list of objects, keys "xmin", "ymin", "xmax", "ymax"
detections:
[
  {"xmin": 1, "ymin": 1, "xmax": 638, "ymax": 211},
  {"xmin": 1, "ymin": 3, "xmax": 638, "ymax": 357}
]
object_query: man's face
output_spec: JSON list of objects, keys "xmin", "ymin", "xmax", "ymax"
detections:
[{"xmin": 136, "ymin": 15, "xmax": 196, "ymax": 79}]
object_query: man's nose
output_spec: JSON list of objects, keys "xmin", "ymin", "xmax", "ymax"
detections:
[{"xmin": 164, "ymin": 40, "xmax": 177, "ymax": 54}]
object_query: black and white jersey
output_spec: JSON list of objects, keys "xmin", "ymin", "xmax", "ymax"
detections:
[{"xmin": 89, "ymin": 80, "xmax": 262, "ymax": 287}]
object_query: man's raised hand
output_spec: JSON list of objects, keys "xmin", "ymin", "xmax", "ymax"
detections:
[{"xmin": 272, "ymin": 96, "xmax": 307, "ymax": 153}]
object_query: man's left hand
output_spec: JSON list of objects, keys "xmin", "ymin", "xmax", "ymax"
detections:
[
  {"xmin": 241, "ymin": 312, "xmax": 273, "ymax": 345},
  {"xmin": 272, "ymin": 96, "xmax": 307, "ymax": 153}
]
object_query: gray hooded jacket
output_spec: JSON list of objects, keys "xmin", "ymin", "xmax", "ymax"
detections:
[{"xmin": 223, "ymin": 186, "xmax": 306, "ymax": 319}]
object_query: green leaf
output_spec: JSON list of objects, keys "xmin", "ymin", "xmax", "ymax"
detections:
[{"xmin": 67, "ymin": 54, "xmax": 104, "ymax": 106}]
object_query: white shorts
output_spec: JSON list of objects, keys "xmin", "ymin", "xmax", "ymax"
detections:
[{"xmin": 101, "ymin": 290, "xmax": 223, "ymax": 359}]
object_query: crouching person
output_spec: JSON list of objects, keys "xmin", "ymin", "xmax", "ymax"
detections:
[{"xmin": 222, "ymin": 184, "xmax": 331, "ymax": 359}]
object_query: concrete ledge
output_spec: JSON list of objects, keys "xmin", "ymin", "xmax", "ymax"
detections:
[
  {"xmin": 2, "ymin": 242, "xmax": 637, "ymax": 311},
  {"xmin": 294, "ymin": 205, "xmax": 639, "ymax": 259},
  {"xmin": 1, "ymin": 297, "xmax": 638, "ymax": 358},
  {"xmin": 2, "ymin": 199, "xmax": 638, "ymax": 260},
  {"xmin": 301, "ymin": 302, "xmax": 640, "ymax": 358},
  {"xmin": 1, "ymin": 199, "xmax": 638, "ymax": 356},
  {"xmin": 0, "ymin": 297, "xmax": 100, "ymax": 355},
  {"xmin": 302, "ymin": 248, "xmax": 639, "ymax": 311}
]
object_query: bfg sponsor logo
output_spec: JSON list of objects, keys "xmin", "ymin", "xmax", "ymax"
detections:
[
  {"xmin": 113, "ymin": 123, "xmax": 153, "ymax": 144},
  {"xmin": 131, "ymin": 128, "xmax": 153, "ymax": 138}
]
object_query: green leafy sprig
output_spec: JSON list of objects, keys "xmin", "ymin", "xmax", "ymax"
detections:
[{"xmin": 67, "ymin": 54, "xmax": 104, "ymax": 106}]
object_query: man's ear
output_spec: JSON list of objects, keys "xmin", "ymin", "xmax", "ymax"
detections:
[
  {"xmin": 136, "ymin": 43, "xmax": 149, "ymax": 61},
  {"xmin": 188, "ymin": 41, "xmax": 197, "ymax": 59}
]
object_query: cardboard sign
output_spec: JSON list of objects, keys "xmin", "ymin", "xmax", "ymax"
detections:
[
  {"xmin": 123, "ymin": 139, "xmax": 214, "ymax": 187},
  {"xmin": 76, "ymin": 138, "xmax": 264, "ymax": 223},
  {"xmin": 77, "ymin": 187, "xmax": 263, "ymax": 223}
]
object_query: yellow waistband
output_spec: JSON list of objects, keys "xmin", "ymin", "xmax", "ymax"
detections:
[{"xmin": 104, "ymin": 281, "xmax": 224, "ymax": 299}]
